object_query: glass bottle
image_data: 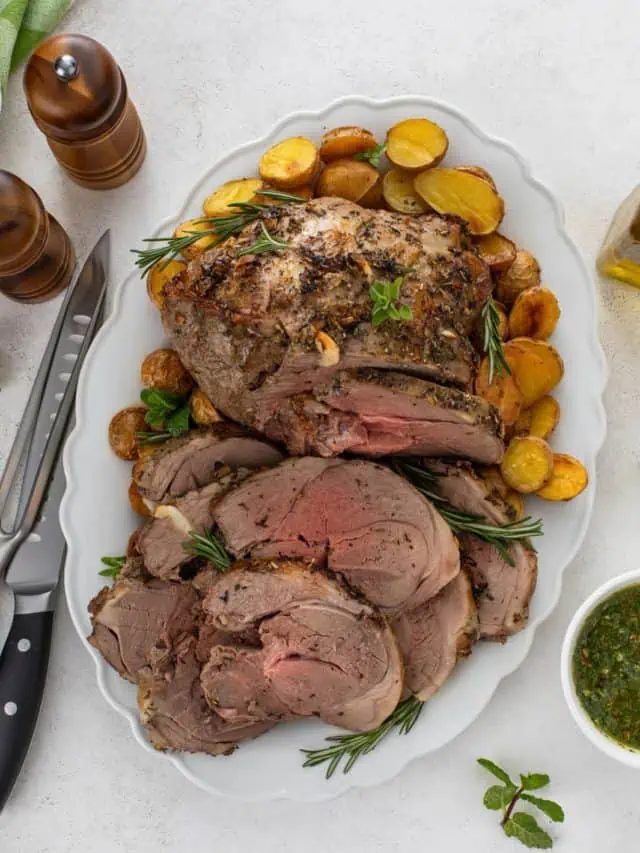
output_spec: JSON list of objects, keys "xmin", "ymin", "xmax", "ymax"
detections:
[
  {"xmin": 597, "ymin": 187, "xmax": 640, "ymax": 287},
  {"xmin": 0, "ymin": 171, "xmax": 75, "ymax": 303}
]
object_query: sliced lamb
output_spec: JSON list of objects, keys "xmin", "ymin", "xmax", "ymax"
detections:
[
  {"xmin": 258, "ymin": 369, "xmax": 503, "ymax": 461},
  {"xmin": 162, "ymin": 198, "xmax": 499, "ymax": 460},
  {"xmin": 212, "ymin": 457, "xmax": 460, "ymax": 613},
  {"xmin": 137, "ymin": 635, "xmax": 273, "ymax": 755},
  {"xmin": 133, "ymin": 423, "xmax": 283, "ymax": 503},
  {"xmin": 88, "ymin": 563, "xmax": 199, "ymax": 681},
  {"xmin": 136, "ymin": 471, "xmax": 246, "ymax": 580},
  {"xmin": 201, "ymin": 560, "xmax": 404, "ymax": 731},
  {"xmin": 424, "ymin": 461, "xmax": 538, "ymax": 640},
  {"xmin": 392, "ymin": 572, "xmax": 478, "ymax": 701}
]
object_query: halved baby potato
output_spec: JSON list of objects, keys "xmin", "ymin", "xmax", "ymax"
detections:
[
  {"xmin": 174, "ymin": 219, "xmax": 218, "ymax": 260},
  {"xmin": 259, "ymin": 136, "xmax": 320, "ymax": 189},
  {"xmin": 140, "ymin": 348, "xmax": 193, "ymax": 395},
  {"xmin": 474, "ymin": 232, "xmax": 516, "ymax": 273},
  {"xmin": 504, "ymin": 337, "xmax": 564, "ymax": 407},
  {"xmin": 456, "ymin": 165, "xmax": 497, "ymax": 191},
  {"xmin": 514, "ymin": 395, "xmax": 561, "ymax": 440},
  {"xmin": 382, "ymin": 168, "xmax": 428, "ymax": 215},
  {"xmin": 386, "ymin": 118, "xmax": 448, "ymax": 172},
  {"xmin": 202, "ymin": 178, "xmax": 264, "ymax": 217},
  {"xmin": 504, "ymin": 490, "xmax": 525, "ymax": 520},
  {"xmin": 475, "ymin": 356, "xmax": 523, "ymax": 426},
  {"xmin": 508, "ymin": 286, "xmax": 560, "ymax": 340},
  {"xmin": 129, "ymin": 480, "xmax": 152, "ymax": 517},
  {"xmin": 536, "ymin": 454, "xmax": 588, "ymax": 501},
  {"xmin": 500, "ymin": 436, "xmax": 554, "ymax": 494},
  {"xmin": 319, "ymin": 126, "xmax": 377, "ymax": 162},
  {"xmin": 146, "ymin": 259, "xmax": 186, "ymax": 309},
  {"xmin": 109, "ymin": 407, "xmax": 148, "ymax": 461},
  {"xmin": 316, "ymin": 159, "xmax": 382, "ymax": 207},
  {"xmin": 414, "ymin": 168, "xmax": 504, "ymax": 235},
  {"xmin": 494, "ymin": 249, "xmax": 541, "ymax": 306}
]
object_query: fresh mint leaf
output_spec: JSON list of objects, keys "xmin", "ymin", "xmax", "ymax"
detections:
[
  {"xmin": 503, "ymin": 812, "xmax": 552, "ymax": 849},
  {"xmin": 477, "ymin": 758, "xmax": 513, "ymax": 786},
  {"xmin": 369, "ymin": 276, "xmax": 413, "ymax": 327},
  {"xmin": 520, "ymin": 795, "xmax": 565, "ymax": 823},
  {"xmin": 140, "ymin": 388, "xmax": 184, "ymax": 411},
  {"xmin": 354, "ymin": 143, "xmax": 386, "ymax": 169},
  {"xmin": 144, "ymin": 408, "xmax": 167, "ymax": 429},
  {"xmin": 520, "ymin": 773, "xmax": 550, "ymax": 791},
  {"xmin": 166, "ymin": 405, "xmax": 190, "ymax": 437},
  {"xmin": 484, "ymin": 784, "xmax": 517, "ymax": 810}
]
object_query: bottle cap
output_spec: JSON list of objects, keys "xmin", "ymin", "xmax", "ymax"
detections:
[{"xmin": 24, "ymin": 33, "xmax": 127, "ymax": 143}]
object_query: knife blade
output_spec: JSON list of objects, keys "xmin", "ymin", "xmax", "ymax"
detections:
[
  {"xmin": 0, "ymin": 231, "xmax": 109, "ymax": 812},
  {"xmin": 0, "ymin": 583, "xmax": 14, "ymax": 669},
  {"xmin": 0, "ymin": 230, "xmax": 110, "ymax": 577}
]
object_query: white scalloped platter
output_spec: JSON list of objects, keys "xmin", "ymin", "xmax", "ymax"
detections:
[{"xmin": 60, "ymin": 96, "xmax": 607, "ymax": 802}]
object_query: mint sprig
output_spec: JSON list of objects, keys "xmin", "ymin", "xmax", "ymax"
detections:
[
  {"xmin": 369, "ymin": 276, "xmax": 413, "ymax": 327},
  {"xmin": 478, "ymin": 759, "xmax": 564, "ymax": 849},
  {"xmin": 137, "ymin": 388, "xmax": 191, "ymax": 445},
  {"xmin": 354, "ymin": 143, "xmax": 386, "ymax": 169}
]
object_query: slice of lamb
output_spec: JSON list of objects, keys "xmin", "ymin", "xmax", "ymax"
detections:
[
  {"xmin": 133, "ymin": 423, "xmax": 283, "ymax": 502},
  {"xmin": 137, "ymin": 635, "xmax": 273, "ymax": 755},
  {"xmin": 392, "ymin": 572, "xmax": 478, "ymax": 701},
  {"xmin": 136, "ymin": 471, "xmax": 247, "ymax": 580},
  {"xmin": 424, "ymin": 461, "xmax": 538, "ymax": 640},
  {"xmin": 213, "ymin": 458, "xmax": 459, "ymax": 613},
  {"xmin": 88, "ymin": 569, "xmax": 199, "ymax": 681},
  {"xmin": 201, "ymin": 560, "xmax": 403, "ymax": 731}
]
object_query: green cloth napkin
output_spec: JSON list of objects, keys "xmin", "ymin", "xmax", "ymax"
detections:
[{"xmin": 0, "ymin": 0, "xmax": 71, "ymax": 92}]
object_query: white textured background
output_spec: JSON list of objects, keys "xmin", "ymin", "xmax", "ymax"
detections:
[{"xmin": 1, "ymin": 0, "xmax": 639, "ymax": 850}]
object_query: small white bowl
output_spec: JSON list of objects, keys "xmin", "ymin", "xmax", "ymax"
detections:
[{"xmin": 561, "ymin": 569, "xmax": 640, "ymax": 768}]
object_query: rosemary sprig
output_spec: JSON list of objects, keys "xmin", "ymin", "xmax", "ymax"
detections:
[
  {"xmin": 394, "ymin": 461, "xmax": 543, "ymax": 566},
  {"xmin": 184, "ymin": 529, "xmax": 232, "ymax": 572},
  {"xmin": 237, "ymin": 222, "xmax": 289, "ymax": 257},
  {"xmin": 98, "ymin": 555, "xmax": 126, "ymax": 579},
  {"xmin": 136, "ymin": 431, "xmax": 173, "ymax": 445},
  {"xmin": 301, "ymin": 696, "xmax": 423, "ymax": 779},
  {"xmin": 482, "ymin": 295, "xmax": 512, "ymax": 384},
  {"xmin": 131, "ymin": 190, "xmax": 304, "ymax": 276}
]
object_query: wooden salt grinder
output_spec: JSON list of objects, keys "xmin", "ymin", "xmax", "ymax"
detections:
[
  {"xmin": 24, "ymin": 34, "xmax": 146, "ymax": 190},
  {"xmin": 0, "ymin": 171, "xmax": 75, "ymax": 303}
]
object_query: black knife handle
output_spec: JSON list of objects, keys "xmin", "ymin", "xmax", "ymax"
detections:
[{"xmin": 0, "ymin": 611, "xmax": 53, "ymax": 811}]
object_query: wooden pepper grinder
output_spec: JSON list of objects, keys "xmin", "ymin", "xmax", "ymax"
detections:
[
  {"xmin": 24, "ymin": 34, "xmax": 146, "ymax": 190},
  {"xmin": 0, "ymin": 171, "xmax": 75, "ymax": 303}
]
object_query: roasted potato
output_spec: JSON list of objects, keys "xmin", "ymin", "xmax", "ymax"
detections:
[
  {"xmin": 382, "ymin": 168, "xmax": 428, "ymax": 215},
  {"xmin": 174, "ymin": 219, "xmax": 218, "ymax": 260},
  {"xmin": 128, "ymin": 480, "xmax": 152, "ymax": 517},
  {"xmin": 508, "ymin": 286, "xmax": 560, "ymax": 340},
  {"xmin": 537, "ymin": 454, "xmax": 588, "ymax": 501},
  {"xmin": 136, "ymin": 444, "xmax": 158, "ymax": 462},
  {"xmin": 109, "ymin": 407, "xmax": 148, "ymax": 461},
  {"xmin": 202, "ymin": 178, "xmax": 264, "ymax": 217},
  {"xmin": 414, "ymin": 168, "xmax": 504, "ymax": 235},
  {"xmin": 456, "ymin": 165, "xmax": 497, "ymax": 191},
  {"xmin": 259, "ymin": 136, "xmax": 320, "ymax": 189},
  {"xmin": 386, "ymin": 118, "xmax": 448, "ymax": 171},
  {"xmin": 479, "ymin": 466, "xmax": 511, "ymax": 500},
  {"xmin": 473, "ymin": 232, "xmax": 516, "ymax": 273},
  {"xmin": 494, "ymin": 249, "xmax": 541, "ymax": 306},
  {"xmin": 475, "ymin": 356, "xmax": 523, "ymax": 426},
  {"xmin": 500, "ymin": 436, "xmax": 554, "ymax": 494},
  {"xmin": 190, "ymin": 388, "xmax": 222, "ymax": 425},
  {"xmin": 146, "ymin": 259, "xmax": 186, "ymax": 309},
  {"xmin": 316, "ymin": 159, "xmax": 382, "ymax": 207},
  {"xmin": 514, "ymin": 396, "xmax": 560, "ymax": 440},
  {"xmin": 504, "ymin": 338, "xmax": 564, "ymax": 407},
  {"xmin": 140, "ymin": 348, "xmax": 193, "ymax": 395},
  {"xmin": 319, "ymin": 126, "xmax": 377, "ymax": 162}
]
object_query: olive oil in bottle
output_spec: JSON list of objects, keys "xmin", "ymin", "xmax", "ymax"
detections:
[{"xmin": 597, "ymin": 186, "xmax": 640, "ymax": 287}]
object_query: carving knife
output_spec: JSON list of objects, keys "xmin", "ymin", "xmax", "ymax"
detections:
[{"xmin": 0, "ymin": 231, "xmax": 109, "ymax": 811}]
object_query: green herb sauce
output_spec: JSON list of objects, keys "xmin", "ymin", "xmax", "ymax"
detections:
[{"xmin": 573, "ymin": 584, "xmax": 640, "ymax": 750}]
